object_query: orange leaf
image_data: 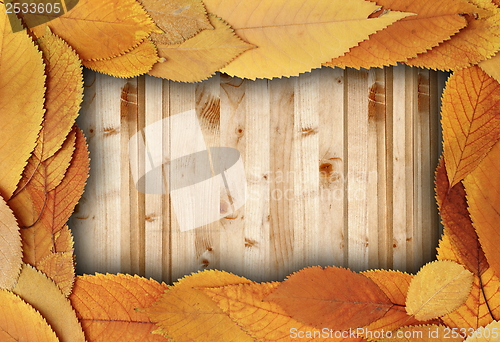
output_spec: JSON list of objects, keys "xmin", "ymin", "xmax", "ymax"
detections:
[
  {"xmin": 0, "ymin": 10, "xmax": 45, "ymax": 200},
  {"xmin": 142, "ymin": 270, "xmax": 254, "ymax": 342},
  {"xmin": 265, "ymin": 266, "xmax": 393, "ymax": 330},
  {"xmin": 0, "ymin": 196, "xmax": 22, "ymax": 290},
  {"xmin": 326, "ymin": 0, "xmax": 478, "ymax": 69},
  {"xmin": 29, "ymin": 0, "xmax": 160, "ymax": 60},
  {"xmin": 441, "ymin": 66, "xmax": 500, "ymax": 187},
  {"xmin": 37, "ymin": 27, "xmax": 83, "ymax": 161},
  {"xmin": 204, "ymin": 0, "xmax": 412, "ymax": 79},
  {"xmin": 435, "ymin": 157, "xmax": 488, "ymax": 275},
  {"xmin": 83, "ymin": 38, "xmax": 159, "ymax": 78},
  {"xmin": 13, "ymin": 263, "xmax": 85, "ymax": 342},
  {"xmin": 149, "ymin": 14, "xmax": 253, "ymax": 82},
  {"xmin": 0, "ymin": 289, "xmax": 59, "ymax": 342},
  {"xmin": 479, "ymin": 51, "xmax": 500, "ymax": 83},
  {"xmin": 464, "ymin": 140, "xmax": 500, "ymax": 281},
  {"xmin": 70, "ymin": 273, "xmax": 168, "ymax": 342},
  {"xmin": 442, "ymin": 267, "xmax": 500, "ymax": 330},
  {"xmin": 37, "ymin": 252, "xmax": 75, "ymax": 297},
  {"xmin": 139, "ymin": 0, "xmax": 212, "ymax": 44},
  {"xmin": 405, "ymin": 1, "xmax": 500, "ymax": 70}
]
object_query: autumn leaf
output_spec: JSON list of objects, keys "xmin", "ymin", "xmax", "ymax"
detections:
[
  {"xmin": 83, "ymin": 38, "xmax": 159, "ymax": 78},
  {"xmin": 265, "ymin": 266, "xmax": 393, "ymax": 330},
  {"xmin": 139, "ymin": 0, "xmax": 212, "ymax": 44},
  {"xmin": 149, "ymin": 14, "xmax": 253, "ymax": 82},
  {"xmin": 326, "ymin": 0, "xmax": 479, "ymax": 69},
  {"xmin": 442, "ymin": 267, "xmax": 500, "ymax": 330},
  {"xmin": 464, "ymin": 320, "xmax": 500, "ymax": 341},
  {"xmin": 435, "ymin": 157, "xmax": 488, "ymax": 276},
  {"xmin": 0, "ymin": 10, "xmax": 45, "ymax": 200},
  {"xmin": 12, "ymin": 264, "xmax": 86, "ymax": 342},
  {"xmin": 203, "ymin": 0, "xmax": 413, "ymax": 79},
  {"xmin": 0, "ymin": 196, "xmax": 22, "ymax": 290},
  {"xmin": 464, "ymin": 140, "xmax": 500, "ymax": 282},
  {"xmin": 377, "ymin": 325, "xmax": 463, "ymax": 342},
  {"xmin": 405, "ymin": 0, "xmax": 500, "ymax": 70},
  {"xmin": 37, "ymin": 27, "xmax": 83, "ymax": 161},
  {"xmin": 37, "ymin": 252, "xmax": 75, "ymax": 297},
  {"xmin": 142, "ymin": 270, "xmax": 254, "ymax": 342},
  {"xmin": 441, "ymin": 66, "xmax": 500, "ymax": 187},
  {"xmin": 479, "ymin": 51, "xmax": 500, "ymax": 83},
  {"xmin": 0, "ymin": 289, "xmax": 59, "ymax": 342},
  {"xmin": 406, "ymin": 260, "xmax": 474, "ymax": 320},
  {"xmin": 29, "ymin": 0, "xmax": 160, "ymax": 60},
  {"xmin": 69, "ymin": 273, "xmax": 168, "ymax": 342}
]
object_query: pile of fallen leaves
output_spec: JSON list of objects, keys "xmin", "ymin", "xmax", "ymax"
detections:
[{"xmin": 1, "ymin": 0, "xmax": 500, "ymax": 341}]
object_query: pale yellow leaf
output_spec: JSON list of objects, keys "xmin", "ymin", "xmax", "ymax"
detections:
[{"xmin": 0, "ymin": 196, "xmax": 21, "ymax": 290}]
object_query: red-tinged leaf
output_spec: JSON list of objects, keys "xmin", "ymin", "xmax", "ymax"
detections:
[
  {"xmin": 464, "ymin": 140, "xmax": 500, "ymax": 280},
  {"xmin": 70, "ymin": 274, "xmax": 168, "ymax": 342},
  {"xmin": 0, "ymin": 196, "xmax": 22, "ymax": 290},
  {"xmin": 435, "ymin": 157, "xmax": 488, "ymax": 276},
  {"xmin": 265, "ymin": 266, "xmax": 393, "ymax": 330},
  {"xmin": 441, "ymin": 66, "xmax": 500, "ymax": 187}
]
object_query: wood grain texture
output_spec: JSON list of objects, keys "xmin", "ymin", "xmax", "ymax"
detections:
[{"xmin": 70, "ymin": 65, "xmax": 442, "ymax": 282}]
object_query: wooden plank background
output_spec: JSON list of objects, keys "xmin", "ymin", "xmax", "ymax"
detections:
[{"xmin": 69, "ymin": 65, "xmax": 445, "ymax": 284}]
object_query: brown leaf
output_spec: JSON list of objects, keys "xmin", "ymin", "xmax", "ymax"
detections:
[
  {"xmin": 326, "ymin": 0, "xmax": 479, "ymax": 69},
  {"xmin": 464, "ymin": 140, "xmax": 500, "ymax": 283},
  {"xmin": 440, "ymin": 66, "xmax": 500, "ymax": 187},
  {"xmin": 0, "ymin": 10, "xmax": 45, "ymax": 200},
  {"xmin": 406, "ymin": 260, "xmax": 474, "ymax": 320},
  {"xmin": 139, "ymin": 0, "xmax": 212, "ymax": 44},
  {"xmin": 13, "ymin": 263, "xmax": 85, "ymax": 342},
  {"xmin": 435, "ymin": 157, "xmax": 488, "ymax": 276},
  {"xmin": 265, "ymin": 266, "xmax": 393, "ymax": 330},
  {"xmin": 83, "ymin": 38, "xmax": 159, "ymax": 78},
  {"xmin": 0, "ymin": 289, "xmax": 59, "ymax": 342},
  {"xmin": 149, "ymin": 14, "xmax": 253, "ymax": 82},
  {"xmin": 142, "ymin": 270, "xmax": 254, "ymax": 342},
  {"xmin": 0, "ymin": 196, "xmax": 22, "ymax": 290},
  {"xmin": 70, "ymin": 273, "xmax": 168, "ymax": 342},
  {"xmin": 29, "ymin": 0, "xmax": 160, "ymax": 60}
]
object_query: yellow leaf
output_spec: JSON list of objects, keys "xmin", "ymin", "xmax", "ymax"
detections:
[
  {"xmin": 0, "ymin": 289, "xmax": 59, "ymax": 342},
  {"xmin": 406, "ymin": 260, "xmax": 474, "ymax": 320},
  {"xmin": 405, "ymin": 0, "xmax": 500, "ymax": 70},
  {"xmin": 442, "ymin": 267, "xmax": 500, "ymax": 330},
  {"xmin": 479, "ymin": 52, "xmax": 500, "ymax": 83},
  {"xmin": 0, "ymin": 196, "xmax": 22, "ymax": 290},
  {"xmin": 37, "ymin": 252, "xmax": 75, "ymax": 297},
  {"xmin": 139, "ymin": 0, "xmax": 212, "ymax": 44},
  {"xmin": 464, "ymin": 321, "xmax": 500, "ymax": 341},
  {"xmin": 83, "ymin": 38, "xmax": 159, "ymax": 78},
  {"xmin": 12, "ymin": 264, "xmax": 85, "ymax": 342},
  {"xmin": 441, "ymin": 66, "xmax": 500, "ymax": 187},
  {"xmin": 70, "ymin": 274, "xmax": 168, "ymax": 342},
  {"xmin": 463, "ymin": 140, "xmax": 500, "ymax": 282},
  {"xmin": 204, "ymin": 0, "xmax": 413, "ymax": 79},
  {"xmin": 142, "ymin": 270, "xmax": 254, "ymax": 342},
  {"xmin": 326, "ymin": 0, "xmax": 479, "ymax": 69},
  {"xmin": 149, "ymin": 14, "xmax": 253, "ymax": 82},
  {"xmin": 0, "ymin": 10, "xmax": 45, "ymax": 200},
  {"xmin": 37, "ymin": 28, "xmax": 83, "ymax": 161},
  {"xmin": 30, "ymin": 0, "xmax": 159, "ymax": 60}
]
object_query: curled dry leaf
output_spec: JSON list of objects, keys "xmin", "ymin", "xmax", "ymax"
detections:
[
  {"xmin": 12, "ymin": 264, "xmax": 85, "ymax": 342},
  {"xmin": 0, "ymin": 289, "xmax": 59, "ymax": 342},
  {"xmin": 70, "ymin": 273, "xmax": 168, "ymax": 342},
  {"xmin": 149, "ymin": 14, "xmax": 254, "ymax": 82},
  {"xmin": 265, "ymin": 266, "xmax": 393, "ymax": 330},
  {"xmin": 139, "ymin": 0, "xmax": 212, "ymax": 44},
  {"xmin": 406, "ymin": 260, "xmax": 474, "ymax": 320},
  {"xmin": 83, "ymin": 38, "xmax": 159, "ymax": 78},
  {"xmin": 204, "ymin": 0, "xmax": 413, "ymax": 79},
  {"xmin": 326, "ymin": 0, "xmax": 479, "ymax": 69},
  {"xmin": 29, "ymin": 0, "xmax": 160, "ymax": 60},
  {"xmin": 0, "ymin": 196, "xmax": 22, "ymax": 290},
  {"xmin": 441, "ymin": 66, "xmax": 500, "ymax": 187},
  {"xmin": 464, "ymin": 140, "xmax": 500, "ymax": 284},
  {"xmin": 142, "ymin": 270, "xmax": 254, "ymax": 342},
  {"xmin": 0, "ymin": 10, "xmax": 45, "ymax": 200}
]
